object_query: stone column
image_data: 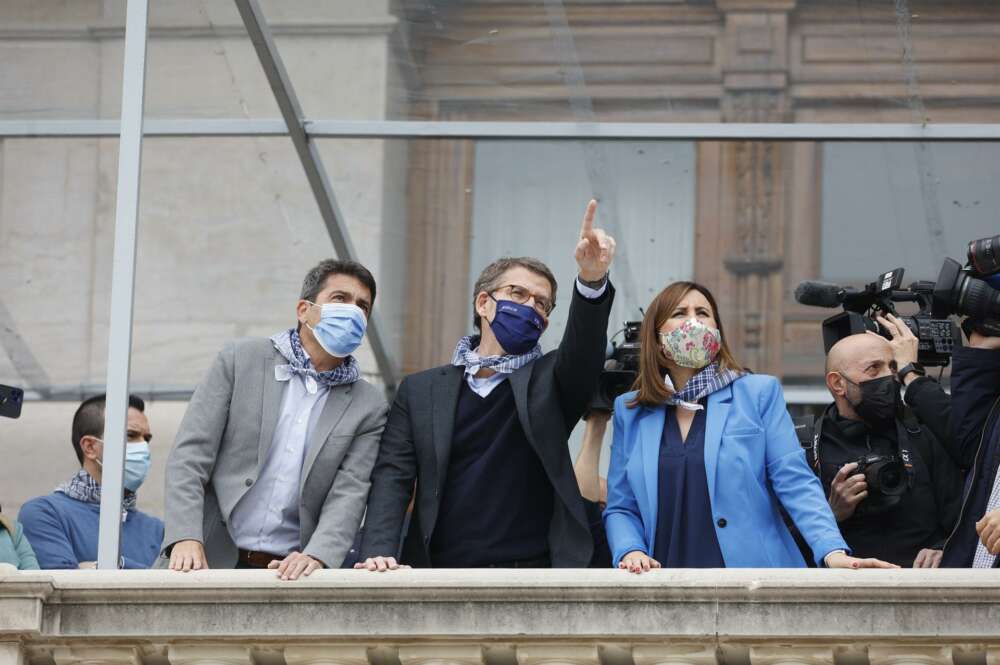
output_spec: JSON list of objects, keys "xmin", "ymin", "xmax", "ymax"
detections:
[
  {"xmin": 0, "ymin": 644, "xmax": 25, "ymax": 665},
  {"xmin": 398, "ymin": 646, "xmax": 485, "ymax": 665},
  {"xmin": 869, "ymin": 647, "xmax": 953, "ymax": 665},
  {"xmin": 285, "ymin": 647, "xmax": 370, "ymax": 665},
  {"xmin": 52, "ymin": 648, "xmax": 140, "ymax": 665},
  {"xmin": 749, "ymin": 646, "xmax": 835, "ymax": 665},
  {"xmin": 633, "ymin": 644, "xmax": 717, "ymax": 665},
  {"xmin": 516, "ymin": 646, "xmax": 601, "ymax": 665},
  {"xmin": 167, "ymin": 646, "xmax": 253, "ymax": 665},
  {"xmin": 694, "ymin": 0, "xmax": 799, "ymax": 376}
]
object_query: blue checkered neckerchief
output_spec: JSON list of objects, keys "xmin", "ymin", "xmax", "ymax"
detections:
[
  {"xmin": 56, "ymin": 469, "xmax": 137, "ymax": 512},
  {"xmin": 665, "ymin": 362, "xmax": 744, "ymax": 411},
  {"xmin": 451, "ymin": 335, "xmax": 542, "ymax": 375},
  {"xmin": 270, "ymin": 328, "xmax": 360, "ymax": 394}
]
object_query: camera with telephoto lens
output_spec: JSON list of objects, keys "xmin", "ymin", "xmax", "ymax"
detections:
[
  {"xmin": 853, "ymin": 452, "xmax": 909, "ymax": 515},
  {"xmin": 931, "ymin": 235, "xmax": 1000, "ymax": 337},
  {"xmin": 795, "ymin": 267, "xmax": 961, "ymax": 367},
  {"xmin": 589, "ymin": 321, "xmax": 641, "ymax": 412}
]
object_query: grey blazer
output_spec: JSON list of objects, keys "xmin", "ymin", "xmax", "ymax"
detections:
[{"xmin": 160, "ymin": 337, "xmax": 388, "ymax": 568}]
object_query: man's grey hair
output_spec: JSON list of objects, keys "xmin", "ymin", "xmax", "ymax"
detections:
[{"xmin": 471, "ymin": 257, "xmax": 558, "ymax": 330}]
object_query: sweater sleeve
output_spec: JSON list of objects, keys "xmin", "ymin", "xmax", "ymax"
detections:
[
  {"xmin": 12, "ymin": 522, "xmax": 40, "ymax": 570},
  {"xmin": 18, "ymin": 498, "xmax": 80, "ymax": 570}
]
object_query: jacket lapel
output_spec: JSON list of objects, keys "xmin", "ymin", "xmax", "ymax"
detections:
[
  {"xmin": 300, "ymin": 384, "xmax": 353, "ymax": 492},
  {"xmin": 258, "ymin": 348, "xmax": 287, "ymax": 466},
  {"xmin": 704, "ymin": 385, "xmax": 734, "ymax": 504},
  {"xmin": 507, "ymin": 364, "xmax": 537, "ymax": 449},
  {"xmin": 637, "ymin": 406, "xmax": 664, "ymax": 543},
  {"xmin": 432, "ymin": 366, "xmax": 465, "ymax": 485}
]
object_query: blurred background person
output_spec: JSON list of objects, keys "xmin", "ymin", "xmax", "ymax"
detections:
[
  {"xmin": 0, "ymin": 504, "xmax": 38, "ymax": 570},
  {"xmin": 604, "ymin": 281, "xmax": 896, "ymax": 572},
  {"xmin": 19, "ymin": 394, "xmax": 161, "ymax": 569}
]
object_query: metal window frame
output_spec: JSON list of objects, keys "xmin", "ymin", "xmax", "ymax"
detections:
[
  {"xmin": 3, "ymin": 119, "xmax": 1000, "ymax": 141},
  {"xmin": 8, "ymin": 0, "xmax": 1000, "ymax": 568}
]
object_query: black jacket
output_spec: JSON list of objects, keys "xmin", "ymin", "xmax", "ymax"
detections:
[
  {"xmin": 941, "ymin": 347, "xmax": 1000, "ymax": 567},
  {"xmin": 359, "ymin": 282, "xmax": 615, "ymax": 567}
]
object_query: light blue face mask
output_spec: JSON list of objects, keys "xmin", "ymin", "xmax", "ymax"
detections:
[
  {"xmin": 306, "ymin": 302, "xmax": 368, "ymax": 358},
  {"xmin": 95, "ymin": 440, "xmax": 151, "ymax": 492}
]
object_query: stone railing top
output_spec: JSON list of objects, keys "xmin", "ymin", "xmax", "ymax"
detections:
[{"xmin": 1, "ymin": 566, "xmax": 1000, "ymax": 643}]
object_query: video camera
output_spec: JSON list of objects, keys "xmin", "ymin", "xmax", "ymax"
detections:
[
  {"xmin": 795, "ymin": 235, "xmax": 1000, "ymax": 367},
  {"xmin": 590, "ymin": 321, "xmax": 641, "ymax": 412}
]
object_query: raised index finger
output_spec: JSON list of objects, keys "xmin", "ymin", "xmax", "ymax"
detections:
[{"xmin": 580, "ymin": 199, "xmax": 597, "ymax": 239}]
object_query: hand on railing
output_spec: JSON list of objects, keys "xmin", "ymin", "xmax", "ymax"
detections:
[{"xmin": 353, "ymin": 555, "xmax": 411, "ymax": 572}]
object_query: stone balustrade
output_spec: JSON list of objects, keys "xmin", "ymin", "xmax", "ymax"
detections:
[{"xmin": 2, "ymin": 566, "xmax": 1000, "ymax": 665}]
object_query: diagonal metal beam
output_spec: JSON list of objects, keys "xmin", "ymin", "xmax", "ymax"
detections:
[{"xmin": 233, "ymin": 0, "xmax": 398, "ymax": 391}]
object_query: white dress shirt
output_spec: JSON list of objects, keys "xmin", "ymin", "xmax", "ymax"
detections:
[
  {"xmin": 464, "ymin": 278, "xmax": 608, "ymax": 398},
  {"xmin": 228, "ymin": 372, "xmax": 329, "ymax": 555}
]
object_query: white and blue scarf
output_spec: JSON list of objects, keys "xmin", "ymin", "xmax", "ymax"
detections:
[
  {"xmin": 451, "ymin": 335, "xmax": 542, "ymax": 375},
  {"xmin": 666, "ymin": 362, "xmax": 744, "ymax": 411},
  {"xmin": 271, "ymin": 328, "xmax": 360, "ymax": 394}
]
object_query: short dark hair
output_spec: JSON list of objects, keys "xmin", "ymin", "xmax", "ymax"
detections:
[
  {"xmin": 300, "ymin": 259, "xmax": 377, "ymax": 306},
  {"xmin": 71, "ymin": 394, "xmax": 146, "ymax": 465},
  {"xmin": 471, "ymin": 257, "xmax": 558, "ymax": 331}
]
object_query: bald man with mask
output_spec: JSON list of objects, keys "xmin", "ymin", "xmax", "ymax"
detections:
[{"xmin": 804, "ymin": 314, "xmax": 962, "ymax": 568}]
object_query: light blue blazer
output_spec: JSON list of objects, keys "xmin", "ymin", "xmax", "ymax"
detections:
[{"xmin": 604, "ymin": 374, "xmax": 848, "ymax": 567}]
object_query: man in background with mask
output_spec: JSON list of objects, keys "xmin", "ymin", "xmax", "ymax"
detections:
[
  {"xmin": 19, "ymin": 394, "xmax": 162, "ymax": 569},
  {"xmin": 357, "ymin": 200, "xmax": 615, "ymax": 570},
  {"xmin": 161, "ymin": 259, "xmax": 388, "ymax": 580},
  {"xmin": 803, "ymin": 315, "xmax": 962, "ymax": 568}
]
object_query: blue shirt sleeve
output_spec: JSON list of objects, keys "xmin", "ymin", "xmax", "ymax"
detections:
[{"xmin": 12, "ymin": 522, "xmax": 40, "ymax": 570}]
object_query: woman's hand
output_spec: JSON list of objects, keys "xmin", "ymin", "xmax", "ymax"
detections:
[
  {"xmin": 618, "ymin": 550, "xmax": 661, "ymax": 574},
  {"xmin": 824, "ymin": 550, "xmax": 898, "ymax": 569}
]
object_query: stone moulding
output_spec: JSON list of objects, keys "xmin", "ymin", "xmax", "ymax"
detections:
[{"xmin": 2, "ymin": 566, "xmax": 1000, "ymax": 665}]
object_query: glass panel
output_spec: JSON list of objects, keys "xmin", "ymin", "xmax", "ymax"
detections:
[
  {"xmin": 272, "ymin": 0, "xmax": 1000, "ymax": 124},
  {"xmin": 0, "ymin": 1, "xmax": 123, "ymax": 120}
]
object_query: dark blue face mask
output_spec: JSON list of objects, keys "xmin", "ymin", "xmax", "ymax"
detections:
[{"xmin": 487, "ymin": 296, "xmax": 545, "ymax": 355}]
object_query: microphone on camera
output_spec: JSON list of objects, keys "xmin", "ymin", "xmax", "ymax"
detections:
[{"xmin": 794, "ymin": 281, "xmax": 861, "ymax": 308}]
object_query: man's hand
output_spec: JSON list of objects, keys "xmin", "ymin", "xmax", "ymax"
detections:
[
  {"xmin": 353, "ymin": 555, "xmax": 411, "ymax": 572},
  {"xmin": 873, "ymin": 314, "xmax": 918, "ymax": 380},
  {"xmin": 574, "ymin": 199, "xmax": 616, "ymax": 282},
  {"xmin": 168, "ymin": 539, "xmax": 208, "ymax": 572},
  {"xmin": 976, "ymin": 508, "xmax": 1000, "ymax": 554},
  {"xmin": 969, "ymin": 330, "xmax": 1000, "ymax": 350},
  {"xmin": 618, "ymin": 550, "xmax": 661, "ymax": 574},
  {"xmin": 825, "ymin": 551, "xmax": 899, "ymax": 569},
  {"xmin": 913, "ymin": 548, "xmax": 943, "ymax": 568},
  {"xmin": 77, "ymin": 561, "xmax": 97, "ymax": 569},
  {"xmin": 828, "ymin": 462, "xmax": 868, "ymax": 522},
  {"xmin": 267, "ymin": 551, "xmax": 324, "ymax": 581}
]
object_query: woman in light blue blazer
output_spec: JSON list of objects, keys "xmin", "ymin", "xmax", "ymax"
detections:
[{"xmin": 604, "ymin": 281, "xmax": 896, "ymax": 572}]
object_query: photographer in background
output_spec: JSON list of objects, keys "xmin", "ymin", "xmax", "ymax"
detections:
[
  {"xmin": 940, "ymin": 326, "xmax": 1000, "ymax": 567},
  {"xmin": 810, "ymin": 314, "xmax": 962, "ymax": 568}
]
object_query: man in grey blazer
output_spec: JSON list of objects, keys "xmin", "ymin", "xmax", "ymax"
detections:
[{"xmin": 162, "ymin": 259, "xmax": 388, "ymax": 580}]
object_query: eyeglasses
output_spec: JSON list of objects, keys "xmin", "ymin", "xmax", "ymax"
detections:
[{"xmin": 493, "ymin": 283, "xmax": 554, "ymax": 317}]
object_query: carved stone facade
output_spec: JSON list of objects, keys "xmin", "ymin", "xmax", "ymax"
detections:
[{"xmin": 400, "ymin": 0, "xmax": 1000, "ymax": 381}]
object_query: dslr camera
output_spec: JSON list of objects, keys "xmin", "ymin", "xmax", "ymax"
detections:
[
  {"xmin": 795, "ymin": 235, "xmax": 1000, "ymax": 366},
  {"xmin": 853, "ymin": 452, "xmax": 912, "ymax": 515},
  {"xmin": 590, "ymin": 321, "xmax": 641, "ymax": 412}
]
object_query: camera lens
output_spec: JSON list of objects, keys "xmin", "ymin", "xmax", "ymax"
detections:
[
  {"xmin": 969, "ymin": 235, "xmax": 1000, "ymax": 277},
  {"xmin": 877, "ymin": 464, "xmax": 906, "ymax": 496},
  {"xmin": 958, "ymin": 273, "xmax": 1000, "ymax": 321}
]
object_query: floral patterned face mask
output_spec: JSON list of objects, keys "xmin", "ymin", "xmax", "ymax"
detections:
[{"xmin": 659, "ymin": 318, "xmax": 723, "ymax": 369}]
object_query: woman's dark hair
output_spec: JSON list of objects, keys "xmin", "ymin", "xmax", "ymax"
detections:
[{"xmin": 627, "ymin": 281, "xmax": 741, "ymax": 409}]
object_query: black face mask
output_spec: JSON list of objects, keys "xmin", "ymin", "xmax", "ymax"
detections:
[{"xmin": 842, "ymin": 374, "xmax": 900, "ymax": 429}]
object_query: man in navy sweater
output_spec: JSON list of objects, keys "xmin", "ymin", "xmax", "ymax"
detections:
[
  {"xmin": 20, "ymin": 394, "xmax": 163, "ymax": 569},
  {"xmin": 941, "ymin": 329, "xmax": 1000, "ymax": 567}
]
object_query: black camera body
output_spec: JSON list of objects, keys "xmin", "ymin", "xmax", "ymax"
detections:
[
  {"xmin": 855, "ymin": 452, "xmax": 907, "ymax": 497},
  {"xmin": 816, "ymin": 268, "xmax": 961, "ymax": 367},
  {"xmin": 590, "ymin": 321, "xmax": 642, "ymax": 412}
]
